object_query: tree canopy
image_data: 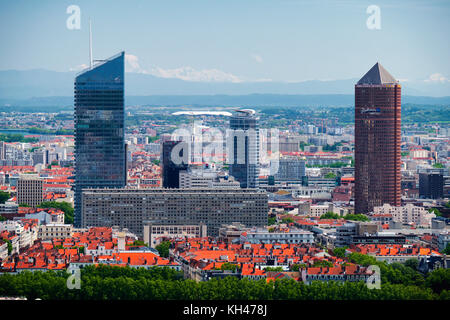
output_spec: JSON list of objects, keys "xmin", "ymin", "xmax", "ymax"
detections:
[
  {"xmin": 0, "ymin": 264, "xmax": 446, "ymax": 300},
  {"xmin": 0, "ymin": 191, "xmax": 10, "ymax": 204},
  {"xmin": 155, "ymin": 241, "xmax": 171, "ymax": 258},
  {"xmin": 38, "ymin": 201, "xmax": 74, "ymax": 224},
  {"xmin": 320, "ymin": 212, "xmax": 340, "ymax": 219}
]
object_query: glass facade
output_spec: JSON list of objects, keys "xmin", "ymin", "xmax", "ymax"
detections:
[
  {"xmin": 354, "ymin": 63, "xmax": 401, "ymax": 214},
  {"xmin": 74, "ymin": 52, "xmax": 126, "ymax": 227},
  {"xmin": 229, "ymin": 110, "xmax": 259, "ymax": 188},
  {"xmin": 161, "ymin": 140, "xmax": 189, "ymax": 188}
]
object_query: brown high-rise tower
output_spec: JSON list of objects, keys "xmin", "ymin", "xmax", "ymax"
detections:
[{"xmin": 354, "ymin": 62, "xmax": 401, "ymax": 214}]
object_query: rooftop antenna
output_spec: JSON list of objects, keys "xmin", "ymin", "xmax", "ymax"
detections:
[{"xmin": 89, "ymin": 19, "xmax": 93, "ymax": 68}]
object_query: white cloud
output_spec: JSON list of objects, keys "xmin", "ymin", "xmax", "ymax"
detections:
[
  {"xmin": 69, "ymin": 63, "xmax": 88, "ymax": 72},
  {"xmin": 125, "ymin": 54, "xmax": 146, "ymax": 73},
  {"xmin": 424, "ymin": 73, "xmax": 449, "ymax": 83},
  {"xmin": 251, "ymin": 54, "xmax": 263, "ymax": 63},
  {"xmin": 149, "ymin": 66, "xmax": 242, "ymax": 83},
  {"xmin": 125, "ymin": 53, "xmax": 243, "ymax": 82}
]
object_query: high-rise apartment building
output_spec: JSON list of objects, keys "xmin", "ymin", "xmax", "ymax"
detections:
[
  {"xmin": 82, "ymin": 188, "xmax": 268, "ymax": 237},
  {"xmin": 229, "ymin": 109, "xmax": 260, "ymax": 188},
  {"xmin": 74, "ymin": 52, "xmax": 127, "ymax": 227},
  {"xmin": 354, "ymin": 62, "xmax": 401, "ymax": 214},
  {"xmin": 17, "ymin": 177, "xmax": 44, "ymax": 207}
]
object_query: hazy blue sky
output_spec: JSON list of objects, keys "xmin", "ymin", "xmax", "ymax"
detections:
[{"xmin": 1, "ymin": 0, "xmax": 449, "ymax": 83}]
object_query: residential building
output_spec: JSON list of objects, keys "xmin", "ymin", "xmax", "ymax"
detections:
[
  {"xmin": 38, "ymin": 224, "xmax": 73, "ymax": 240},
  {"xmin": 82, "ymin": 188, "xmax": 268, "ymax": 237},
  {"xmin": 240, "ymin": 226, "xmax": 314, "ymax": 244},
  {"xmin": 143, "ymin": 222, "xmax": 208, "ymax": 248},
  {"xmin": 17, "ymin": 177, "xmax": 44, "ymax": 207},
  {"xmin": 373, "ymin": 203, "xmax": 436, "ymax": 227}
]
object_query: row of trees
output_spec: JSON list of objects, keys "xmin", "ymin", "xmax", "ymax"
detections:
[
  {"xmin": 346, "ymin": 252, "xmax": 450, "ymax": 294},
  {"xmin": 0, "ymin": 133, "xmax": 38, "ymax": 143},
  {"xmin": 320, "ymin": 212, "xmax": 370, "ymax": 222},
  {"xmin": 0, "ymin": 265, "xmax": 447, "ymax": 300}
]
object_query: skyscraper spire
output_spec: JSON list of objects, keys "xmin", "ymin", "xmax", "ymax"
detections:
[{"xmin": 89, "ymin": 19, "xmax": 93, "ymax": 68}]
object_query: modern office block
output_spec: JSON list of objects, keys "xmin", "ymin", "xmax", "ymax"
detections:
[
  {"xmin": 229, "ymin": 109, "xmax": 260, "ymax": 188},
  {"xmin": 354, "ymin": 63, "xmax": 401, "ymax": 213},
  {"xmin": 419, "ymin": 173, "xmax": 444, "ymax": 199},
  {"xmin": 74, "ymin": 52, "xmax": 127, "ymax": 227},
  {"xmin": 161, "ymin": 140, "xmax": 189, "ymax": 188}
]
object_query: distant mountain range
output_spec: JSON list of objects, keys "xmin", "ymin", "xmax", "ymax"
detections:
[{"xmin": 0, "ymin": 69, "xmax": 449, "ymax": 107}]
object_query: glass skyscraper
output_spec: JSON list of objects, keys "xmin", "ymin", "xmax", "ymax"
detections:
[
  {"xmin": 74, "ymin": 52, "xmax": 126, "ymax": 227},
  {"xmin": 229, "ymin": 109, "xmax": 260, "ymax": 188},
  {"xmin": 161, "ymin": 140, "xmax": 189, "ymax": 188}
]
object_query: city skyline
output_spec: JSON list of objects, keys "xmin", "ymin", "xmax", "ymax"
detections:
[
  {"xmin": 0, "ymin": 0, "xmax": 449, "ymax": 88},
  {"xmin": 0, "ymin": 0, "xmax": 449, "ymax": 305}
]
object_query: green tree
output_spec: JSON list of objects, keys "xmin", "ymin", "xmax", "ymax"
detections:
[
  {"xmin": 220, "ymin": 263, "xmax": 239, "ymax": 272},
  {"xmin": 155, "ymin": 241, "xmax": 171, "ymax": 258},
  {"xmin": 0, "ymin": 133, "xmax": 38, "ymax": 143},
  {"xmin": 425, "ymin": 268, "xmax": 450, "ymax": 294},
  {"xmin": 0, "ymin": 191, "xmax": 10, "ymax": 204},
  {"xmin": 291, "ymin": 264, "xmax": 307, "ymax": 271},
  {"xmin": 265, "ymin": 267, "xmax": 284, "ymax": 272},
  {"xmin": 312, "ymin": 260, "xmax": 333, "ymax": 268},
  {"xmin": 433, "ymin": 163, "xmax": 444, "ymax": 168},
  {"xmin": 38, "ymin": 201, "xmax": 74, "ymax": 224},
  {"xmin": 3, "ymin": 239, "xmax": 13, "ymax": 255},
  {"xmin": 19, "ymin": 203, "xmax": 30, "ymax": 207},
  {"xmin": 299, "ymin": 141, "xmax": 310, "ymax": 151},
  {"xmin": 343, "ymin": 214, "xmax": 370, "ymax": 222},
  {"xmin": 132, "ymin": 240, "xmax": 146, "ymax": 246},
  {"xmin": 147, "ymin": 136, "xmax": 160, "ymax": 143},
  {"xmin": 404, "ymin": 259, "xmax": 419, "ymax": 271},
  {"xmin": 442, "ymin": 244, "xmax": 450, "ymax": 255},
  {"xmin": 428, "ymin": 208, "xmax": 442, "ymax": 217},
  {"xmin": 324, "ymin": 172, "xmax": 336, "ymax": 179},
  {"xmin": 333, "ymin": 247, "xmax": 347, "ymax": 258},
  {"xmin": 281, "ymin": 217, "xmax": 294, "ymax": 224},
  {"xmin": 268, "ymin": 216, "xmax": 277, "ymax": 226},
  {"xmin": 320, "ymin": 212, "xmax": 340, "ymax": 219}
]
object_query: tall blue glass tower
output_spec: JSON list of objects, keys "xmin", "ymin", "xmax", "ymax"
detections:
[{"xmin": 74, "ymin": 52, "xmax": 126, "ymax": 227}]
